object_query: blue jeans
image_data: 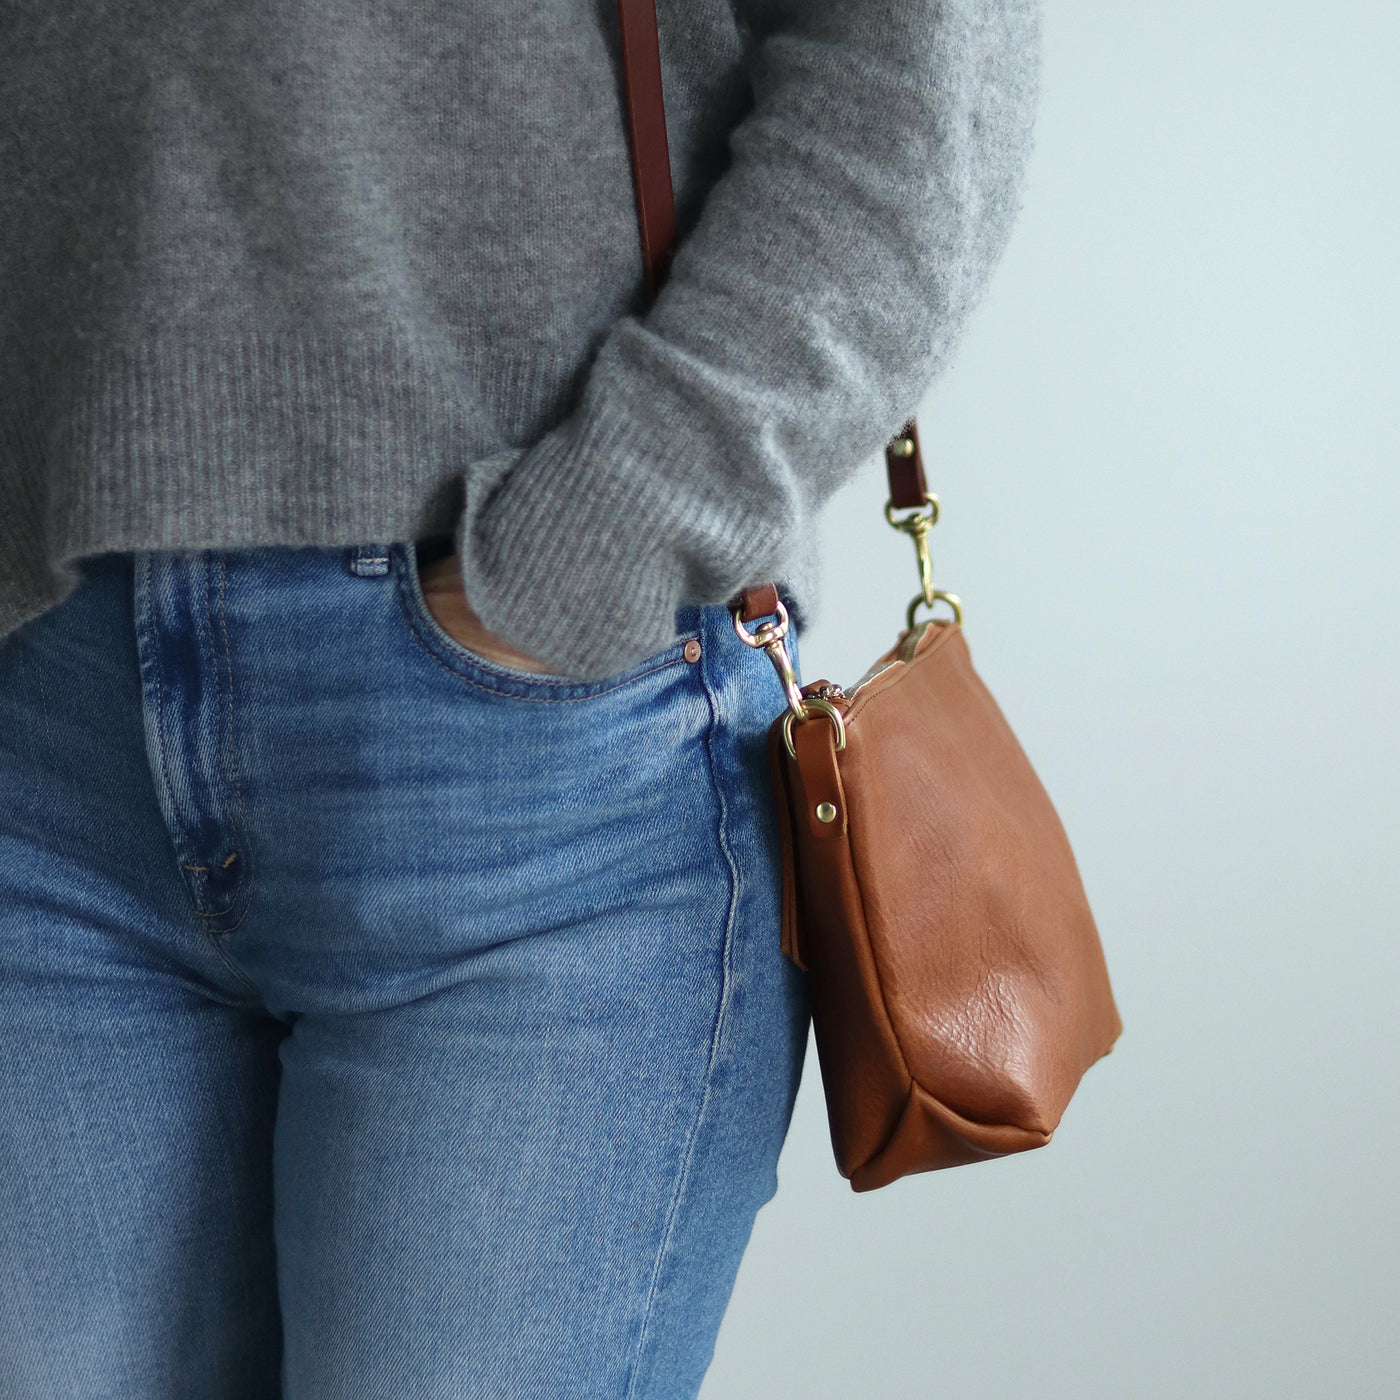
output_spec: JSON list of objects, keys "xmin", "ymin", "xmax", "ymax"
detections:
[{"xmin": 0, "ymin": 540, "xmax": 809, "ymax": 1399}]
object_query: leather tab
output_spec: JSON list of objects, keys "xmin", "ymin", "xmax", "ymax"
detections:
[
  {"xmin": 732, "ymin": 583, "xmax": 780, "ymax": 622},
  {"xmin": 790, "ymin": 715, "xmax": 847, "ymax": 841},
  {"xmin": 885, "ymin": 417, "xmax": 929, "ymax": 509}
]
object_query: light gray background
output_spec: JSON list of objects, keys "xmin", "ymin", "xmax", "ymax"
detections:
[{"xmin": 701, "ymin": 2, "xmax": 1399, "ymax": 1396}]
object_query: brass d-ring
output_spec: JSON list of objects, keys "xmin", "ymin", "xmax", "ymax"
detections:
[
  {"xmin": 782, "ymin": 696, "xmax": 848, "ymax": 760},
  {"xmin": 905, "ymin": 590, "xmax": 964, "ymax": 632},
  {"xmin": 884, "ymin": 494, "xmax": 940, "ymax": 532}
]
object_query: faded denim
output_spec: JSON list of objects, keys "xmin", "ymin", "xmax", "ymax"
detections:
[{"xmin": 0, "ymin": 540, "xmax": 809, "ymax": 1399}]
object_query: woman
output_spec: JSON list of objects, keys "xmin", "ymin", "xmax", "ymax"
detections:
[{"xmin": 0, "ymin": 0, "xmax": 1041, "ymax": 1394}]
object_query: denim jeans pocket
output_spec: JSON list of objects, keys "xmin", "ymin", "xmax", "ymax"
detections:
[{"xmin": 391, "ymin": 540, "xmax": 700, "ymax": 703}]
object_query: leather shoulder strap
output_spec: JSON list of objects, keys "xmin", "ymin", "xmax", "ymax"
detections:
[
  {"xmin": 613, "ymin": 0, "xmax": 931, "ymax": 607},
  {"xmin": 616, "ymin": 0, "xmax": 677, "ymax": 300}
]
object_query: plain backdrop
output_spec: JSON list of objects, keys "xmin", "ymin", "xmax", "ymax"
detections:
[{"xmin": 700, "ymin": 2, "xmax": 1400, "ymax": 1397}]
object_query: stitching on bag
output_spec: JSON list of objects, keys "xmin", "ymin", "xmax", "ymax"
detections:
[
  {"xmin": 844, "ymin": 622, "xmax": 961, "ymax": 726},
  {"xmin": 828, "ymin": 756, "xmax": 917, "ymax": 1097}
]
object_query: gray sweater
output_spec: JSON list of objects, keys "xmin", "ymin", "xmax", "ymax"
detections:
[{"xmin": 1, "ymin": 0, "xmax": 1039, "ymax": 679}]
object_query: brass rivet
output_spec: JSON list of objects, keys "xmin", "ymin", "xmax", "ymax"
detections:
[
  {"xmin": 683, "ymin": 639, "xmax": 702, "ymax": 663},
  {"xmin": 815, "ymin": 802, "xmax": 837, "ymax": 823},
  {"xmin": 889, "ymin": 437, "xmax": 914, "ymax": 458}
]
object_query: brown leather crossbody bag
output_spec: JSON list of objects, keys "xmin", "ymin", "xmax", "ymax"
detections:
[{"xmin": 615, "ymin": 0, "xmax": 1122, "ymax": 1191}]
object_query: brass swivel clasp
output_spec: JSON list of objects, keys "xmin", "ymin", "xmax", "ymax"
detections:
[
  {"xmin": 730, "ymin": 598, "xmax": 848, "ymax": 759},
  {"xmin": 730, "ymin": 598, "xmax": 805, "ymax": 717},
  {"xmin": 884, "ymin": 492, "xmax": 964, "ymax": 632}
]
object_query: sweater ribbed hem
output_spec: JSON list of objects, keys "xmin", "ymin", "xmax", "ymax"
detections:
[{"xmin": 0, "ymin": 328, "xmax": 817, "ymax": 661}]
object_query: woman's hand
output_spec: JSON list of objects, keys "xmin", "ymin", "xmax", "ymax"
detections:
[{"xmin": 417, "ymin": 553, "xmax": 555, "ymax": 674}]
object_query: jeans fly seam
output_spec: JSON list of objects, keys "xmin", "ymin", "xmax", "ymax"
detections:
[
  {"xmin": 144, "ymin": 556, "xmax": 185, "ymax": 872},
  {"xmin": 174, "ymin": 555, "xmax": 255, "ymax": 991},
  {"xmin": 141, "ymin": 558, "xmax": 240, "ymax": 976},
  {"xmin": 210, "ymin": 558, "xmax": 254, "ymax": 927},
  {"xmin": 213, "ymin": 556, "xmax": 250, "ymax": 831},
  {"xmin": 622, "ymin": 633, "xmax": 741, "ymax": 1400},
  {"xmin": 185, "ymin": 562, "xmax": 257, "ymax": 978}
]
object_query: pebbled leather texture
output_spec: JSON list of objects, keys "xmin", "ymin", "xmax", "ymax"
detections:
[{"xmin": 770, "ymin": 621, "xmax": 1122, "ymax": 1190}]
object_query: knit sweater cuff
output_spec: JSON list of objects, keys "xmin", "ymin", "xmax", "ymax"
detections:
[{"xmin": 452, "ymin": 409, "xmax": 777, "ymax": 682}]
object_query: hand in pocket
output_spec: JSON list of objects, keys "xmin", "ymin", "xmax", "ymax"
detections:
[{"xmin": 418, "ymin": 554, "xmax": 555, "ymax": 674}]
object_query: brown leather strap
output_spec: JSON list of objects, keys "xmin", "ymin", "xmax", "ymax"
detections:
[
  {"xmin": 884, "ymin": 417, "xmax": 930, "ymax": 509},
  {"xmin": 614, "ymin": 0, "xmax": 924, "ymax": 619},
  {"xmin": 616, "ymin": 0, "xmax": 677, "ymax": 300},
  {"xmin": 733, "ymin": 582, "xmax": 780, "ymax": 623}
]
